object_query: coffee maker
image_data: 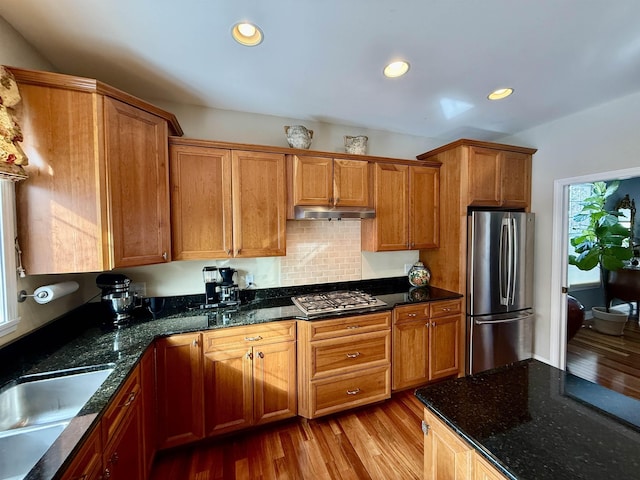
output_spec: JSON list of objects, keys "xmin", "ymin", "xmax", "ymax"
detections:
[
  {"xmin": 96, "ymin": 273, "xmax": 136, "ymax": 323},
  {"xmin": 201, "ymin": 266, "xmax": 240, "ymax": 308}
]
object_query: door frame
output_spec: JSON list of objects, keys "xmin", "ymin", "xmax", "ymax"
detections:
[{"xmin": 551, "ymin": 166, "xmax": 640, "ymax": 369}]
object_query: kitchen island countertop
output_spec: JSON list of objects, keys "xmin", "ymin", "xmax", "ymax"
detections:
[
  {"xmin": 415, "ymin": 359, "xmax": 640, "ymax": 480},
  {"xmin": 1, "ymin": 281, "xmax": 460, "ymax": 480}
]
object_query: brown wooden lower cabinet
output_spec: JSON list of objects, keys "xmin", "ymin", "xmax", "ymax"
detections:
[
  {"xmin": 393, "ymin": 299, "xmax": 461, "ymax": 391},
  {"xmin": 102, "ymin": 398, "xmax": 144, "ymax": 480},
  {"xmin": 203, "ymin": 322, "xmax": 297, "ymax": 436},
  {"xmin": 423, "ymin": 408, "xmax": 507, "ymax": 480},
  {"xmin": 59, "ymin": 425, "xmax": 103, "ymax": 480},
  {"xmin": 155, "ymin": 332, "xmax": 205, "ymax": 449},
  {"xmin": 297, "ymin": 312, "xmax": 391, "ymax": 419},
  {"xmin": 140, "ymin": 345, "xmax": 157, "ymax": 477}
]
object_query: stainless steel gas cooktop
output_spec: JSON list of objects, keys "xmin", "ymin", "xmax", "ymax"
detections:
[{"xmin": 291, "ymin": 290, "xmax": 387, "ymax": 317}]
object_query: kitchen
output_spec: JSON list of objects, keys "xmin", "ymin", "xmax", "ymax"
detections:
[{"xmin": 1, "ymin": 1, "xmax": 640, "ymax": 479}]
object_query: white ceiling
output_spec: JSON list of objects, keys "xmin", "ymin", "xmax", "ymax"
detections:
[{"xmin": 2, "ymin": 0, "xmax": 640, "ymax": 142}]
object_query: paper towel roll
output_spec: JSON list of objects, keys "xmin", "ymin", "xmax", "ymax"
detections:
[{"xmin": 33, "ymin": 281, "xmax": 80, "ymax": 304}]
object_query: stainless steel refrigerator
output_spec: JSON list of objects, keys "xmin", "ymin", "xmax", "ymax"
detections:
[{"xmin": 466, "ymin": 210, "xmax": 535, "ymax": 375}]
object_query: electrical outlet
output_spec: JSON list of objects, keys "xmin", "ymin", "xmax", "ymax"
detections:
[
  {"xmin": 130, "ymin": 282, "xmax": 147, "ymax": 297},
  {"xmin": 246, "ymin": 274, "xmax": 255, "ymax": 285},
  {"xmin": 404, "ymin": 264, "xmax": 413, "ymax": 274}
]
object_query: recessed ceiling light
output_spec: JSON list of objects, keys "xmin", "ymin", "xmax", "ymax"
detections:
[
  {"xmin": 231, "ymin": 22, "xmax": 263, "ymax": 46},
  {"xmin": 383, "ymin": 60, "xmax": 410, "ymax": 78},
  {"xmin": 487, "ymin": 88, "xmax": 514, "ymax": 100}
]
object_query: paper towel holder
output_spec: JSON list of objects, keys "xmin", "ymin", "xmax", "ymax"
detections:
[{"xmin": 18, "ymin": 281, "xmax": 80, "ymax": 304}]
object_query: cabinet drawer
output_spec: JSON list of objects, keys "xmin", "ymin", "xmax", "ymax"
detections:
[
  {"xmin": 311, "ymin": 330, "xmax": 389, "ymax": 379},
  {"xmin": 311, "ymin": 365, "xmax": 390, "ymax": 417},
  {"xmin": 394, "ymin": 303, "xmax": 429, "ymax": 323},
  {"xmin": 203, "ymin": 321, "xmax": 296, "ymax": 351},
  {"xmin": 101, "ymin": 366, "xmax": 141, "ymax": 448},
  {"xmin": 430, "ymin": 299, "xmax": 462, "ymax": 318},
  {"xmin": 306, "ymin": 311, "xmax": 391, "ymax": 340}
]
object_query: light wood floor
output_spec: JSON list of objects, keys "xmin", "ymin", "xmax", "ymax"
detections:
[
  {"xmin": 149, "ymin": 390, "xmax": 425, "ymax": 480},
  {"xmin": 566, "ymin": 317, "xmax": 640, "ymax": 400}
]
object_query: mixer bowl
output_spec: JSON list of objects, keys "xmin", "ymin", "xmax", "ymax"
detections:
[{"xmin": 103, "ymin": 293, "xmax": 135, "ymax": 322}]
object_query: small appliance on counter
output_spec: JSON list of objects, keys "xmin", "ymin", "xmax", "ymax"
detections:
[
  {"xmin": 96, "ymin": 273, "xmax": 137, "ymax": 324},
  {"xmin": 201, "ymin": 266, "xmax": 240, "ymax": 309}
]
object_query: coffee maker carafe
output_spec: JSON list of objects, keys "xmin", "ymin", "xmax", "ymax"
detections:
[
  {"xmin": 96, "ymin": 273, "xmax": 136, "ymax": 323},
  {"xmin": 218, "ymin": 267, "xmax": 239, "ymax": 304}
]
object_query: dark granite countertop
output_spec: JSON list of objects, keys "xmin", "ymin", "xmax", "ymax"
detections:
[
  {"xmin": 0, "ymin": 277, "xmax": 461, "ymax": 480},
  {"xmin": 415, "ymin": 359, "xmax": 640, "ymax": 480}
]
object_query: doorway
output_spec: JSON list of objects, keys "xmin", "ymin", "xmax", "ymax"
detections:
[{"xmin": 552, "ymin": 167, "xmax": 640, "ymax": 400}]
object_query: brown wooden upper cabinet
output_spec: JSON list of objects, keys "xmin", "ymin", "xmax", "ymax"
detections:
[
  {"xmin": 169, "ymin": 138, "xmax": 287, "ymax": 260},
  {"xmin": 288, "ymin": 154, "xmax": 370, "ymax": 212},
  {"xmin": 10, "ymin": 67, "xmax": 182, "ymax": 274},
  {"xmin": 466, "ymin": 146, "xmax": 532, "ymax": 209},
  {"xmin": 361, "ymin": 163, "xmax": 440, "ymax": 251}
]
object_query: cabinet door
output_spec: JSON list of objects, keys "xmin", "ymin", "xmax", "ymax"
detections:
[
  {"xmin": 500, "ymin": 151, "xmax": 531, "ymax": 209},
  {"xmin": 140, "ymin": 346, "xmax": 156, "ymax": 478},
  {"xmin": 424, "ymin": 408, "xmax": 473, "ymax": 480},
  {"xmin": 393, "ymin": 319, "xmax": 429, "ymax": 390},
  {"xmin": 467, "ymin": 147, "xmax": 501, "ymax": 207},
  {"xmin": 170, "ymin": 144, "xmax": 233, "ymax": 259},
  {"xmin": 429, "ymin": 314, "xmax": 461, "ymax": 381},
  {"xmin": 334, "ymin": 159, "xmax": 370, "ymax": 207},
  {"xmin": 232, "ymin": 150, "xmax": 287, "ymax": 257},
  {"xmin": 253, "ymin": 341, "xmax": 297, "ymax": 425},
  {"xmin": 291, "ymin": 155, "xmax": 333, "ymax": 206},
  {"xmin": 362, "ymin": 163, "xmax": 409, "ymax": 251},
  {"xmin": 410, "ymin": 166, "xmax": 440, "ymax": 249},
  {"xmin": 104, "ymin": 97, "xmax": 171, "ymax": 267},
  {"xmin": 474, "ymin": 452, "xmax": 508, "ymax": 480},
  {"xmin": 60, "ymin": 425, "xmax": 102, "ymax": 480},
  {"xmin": 203, "ymin": 345, "xmax": 253, "ymax": 436},
  {"xmin": 156, "ymin": 333, "xmax": 204, "ymax": 449},
  {"xmin": 103, "ymin": 401, "xmax": 144, "ymax": 480}
]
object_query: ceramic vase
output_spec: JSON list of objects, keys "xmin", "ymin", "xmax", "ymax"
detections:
[
  {"xmin": 284, "ymin": 125, "xmax": 313, "ymax": 149},
  {"xmin": 344, "ymin": 135, "xmax": 368, "ymax": 155},
  {"xmin": 408, "ymin": 261, "xmax": 431, "ymax": 287}
]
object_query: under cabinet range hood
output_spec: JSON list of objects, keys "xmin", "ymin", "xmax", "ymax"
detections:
[{"xmin": 293, "ymin": 205, "xmax": 375, "ymax": 220}]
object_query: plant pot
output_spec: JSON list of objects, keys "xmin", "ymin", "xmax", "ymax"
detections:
[{"xmin": 591, "ymin": 307, "xmax": 628, "ymax": 335}]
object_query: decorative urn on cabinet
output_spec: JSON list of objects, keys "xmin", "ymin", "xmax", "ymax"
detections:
[{"xmin": 408, "ymin": 261, "xmax": 431, "ymax": 287}]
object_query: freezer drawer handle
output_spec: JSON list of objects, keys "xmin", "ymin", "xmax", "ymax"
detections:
[{"xmin": 474, "ymin": 314, "xmax": 533, "ymax": 325}]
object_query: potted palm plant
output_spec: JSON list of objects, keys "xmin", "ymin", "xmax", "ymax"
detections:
[{"xmin": 569, "ymin": 181, "xmax": 633, "ymax": 335}]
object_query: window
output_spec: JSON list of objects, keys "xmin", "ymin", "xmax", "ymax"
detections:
[
  {"xmin": 568, "ymin": 183, "xmax": 600, "ymax": 287},
  {"xmin": 0, "ymin": 179, "xmax": 19, "ymax": 336}
]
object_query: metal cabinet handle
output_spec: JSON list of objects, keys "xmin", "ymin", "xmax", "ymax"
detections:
[
  {"xmin": 431, "ymin": 322, "xmax": 436, "ymax": 327},
  {"xmin": 103, "ymin": 468, "xmax": 111, "ymax": 479},
  {"xmin": 123, "ymin": 391, "xmax": 137, "ymax": 407},
  {"xmin": 346, "ymin": 325, "xmax": 360, "ymax": 329},
  {"xmin": 245, "ymin": 335, "xmax": 263, "ymax": 341},
  {"xmin": 246, "ymin": 351, "xmax": 253, "ymax": 360},
  {"xmin": 192, "ymin": 339, "xmax": 199, "ymax": 347},
  {"xmin": 162, "ymin": 251, "xmax": 168, "ymax": 260},
  {"xmin": 441, "ymin": 307, "xmax": 451, "ymax": 312},
  {"xmin": 257, "ymin": 351, "xmax": 264, "ymax": 359},
  {"xmin": 346, "ymin": 388, "xmax": 361, "ymax": 395},
  {"xmin": 346, "ymin": 352, "xmax": 361, "ymax": 358},
  {"xmin": 408, "ymin": 313, "xmax": 417, "ymax": 317},
  {"xmin": 226, "ymin": 249, "xmax": 231, "ymax": 256}
]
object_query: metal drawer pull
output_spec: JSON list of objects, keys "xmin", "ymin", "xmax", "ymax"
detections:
[
  {"xmin": 119, "ymin": 391, "xmax": 137, "ymax": 408},
  {"xmin": 441, "ymin": 307, "xmax": 451, "ymax": 312},
  {"xmin": 245, "ymin": 335, "xmax": 263, "ymax": 341},
  {"xmin": 346, "ymin": 388, "xmax": 361, "ymax": 395},
  {"xmin": 346, "ymin": 325, "xmax": 361, "ymax": 329},
  {"xmin": 257, "ymin": 351, "xmax": 264, "ymax": 359},
  {"xmin": 346, "ymin": 352, "xmax": 361, "ymax": 358},
  {"xmin": 407, "ymin": 313, "xmax": 417, "ymax": 317}
]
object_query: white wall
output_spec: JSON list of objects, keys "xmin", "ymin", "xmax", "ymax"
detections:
[{"xmin": 500, "ymin": 91, "xmax": 640, "ymax": 364}]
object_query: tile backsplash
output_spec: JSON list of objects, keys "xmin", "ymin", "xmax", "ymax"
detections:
[{"xmin": 281, "ymin": 220, "xmax": 362, "ymax": 286}]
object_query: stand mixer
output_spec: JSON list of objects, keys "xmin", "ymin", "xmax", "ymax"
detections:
[
  {"xmin": 202, "ymin": 266, "xmax": 240, "ymax": 308},
  {"xmin": 96, "ymin": 273, "xmax": 137, "ymax": 323}
]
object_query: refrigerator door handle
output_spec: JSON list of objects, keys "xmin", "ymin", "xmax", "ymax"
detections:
[
  {"xmin": 509, "ymin": 217, "xmax": 518, "ymax": 305},
  {"xmin": 499, "ymin": 217, "xmax": 510, "ymax": 305}
]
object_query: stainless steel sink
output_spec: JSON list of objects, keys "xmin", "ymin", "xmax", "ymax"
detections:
[
  {"xmin": 0, "ymin": 422, "xmax": 68, "ymax": 480},
  {"xmin": 0, "ymin": 365, "xmax": 114, "ymax": 480},
  {"xmin": 0, "ymin": 367, "xmax": 114, "ymax": 431}
]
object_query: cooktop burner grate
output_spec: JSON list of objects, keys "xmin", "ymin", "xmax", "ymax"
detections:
[{"xmin": 291, "ymin": 290, "xmax": 387, "ymax": 316}]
